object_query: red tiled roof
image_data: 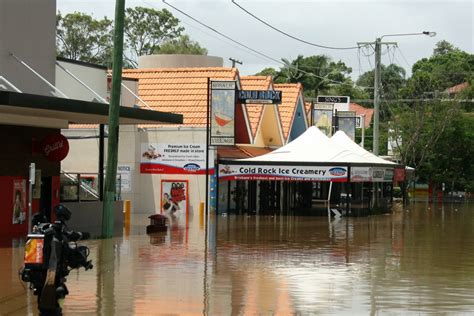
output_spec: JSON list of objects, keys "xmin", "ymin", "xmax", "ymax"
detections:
[
  {"xmin": 445, "ymin": 82, "xmax": 469, "ymax": 94},
  {"xmin": 122, "ymin": 67, "xmax": 239, "ymax": 128},
  {"xmin": 240, "ymin": 76, "xmax": 272, "ymax": 137},
  {"xmin": 273, "ymin": 83, "xmax": 303, "ymax": 140},
  {"xmin": 349, "ymin": 103, "xmax": 373, "ymax": 128}
]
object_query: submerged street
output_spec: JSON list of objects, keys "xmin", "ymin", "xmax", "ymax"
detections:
[{"xmin": 1, "ymin": 202, "xmax": 473, "ymax": 315}]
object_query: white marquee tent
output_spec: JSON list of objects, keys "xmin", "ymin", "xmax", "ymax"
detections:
[{"xmin": 218, "ymin": 126, "xmax": 398, "ymax": 183}]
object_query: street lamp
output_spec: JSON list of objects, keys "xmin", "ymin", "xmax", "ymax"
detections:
[{"xmin": 358, "ymin": 31, "xmax": 436, "ymax": 155}]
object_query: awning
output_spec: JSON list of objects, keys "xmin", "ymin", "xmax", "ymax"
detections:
[
  {"xmin": 218, "ymin": 127, "xmax": 401, "ymax": 183},
  {"xmin": 0, "ymin": 90, "xmax": 183, "ymax": 129},
  {"xmin": 217, "ymin": 145, "xmax": 274, "ymax": 159}
]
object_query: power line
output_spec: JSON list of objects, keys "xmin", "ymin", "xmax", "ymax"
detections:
[
  {"xmin": 161, "ymin": 0, "xmax": 370, "ymax": 89},
  {"xmin": 231, "ymin": 0, "xmax": 361, "ymax": 50}
]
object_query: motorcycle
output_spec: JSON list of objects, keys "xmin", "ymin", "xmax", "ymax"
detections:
[{"xmin": 20, "ymin": 205, "xmax": 93, "ymax": 315}]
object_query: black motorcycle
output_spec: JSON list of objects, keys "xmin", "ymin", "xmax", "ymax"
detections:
[{"xmin": 21, "ymin": 205, "xmax": 93, "ymax": 315}]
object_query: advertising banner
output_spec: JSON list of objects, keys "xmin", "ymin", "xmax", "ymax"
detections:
[
  {"xmin": 351, "ymin": 167, "xmax": 373, "ymax": 182},
  {"xmin": 313, "ymin": 103, "xmax": 334, "ymax": 136},
  {"xmin": 211, "ymin": 81, "xmax": 236, "ymax": 145},
  {"xmin": 218, "ymin": 164, "xmax": 348, "ymax": 182},
  {"xmin": 12, "ymin": 179, "xmax": 26, "ymax": 225},
  {"xmin": 337, "ymin": 111, "xmax": 356, "ymax": 141},
  {"xmin": 141, "ymin": 143, "xmax": 213, "ymax": 174},
  {"xmin": 161, "ymin": 180, "xmax": 188, "ymax": 215},
  {"xmin": 372, "ymin": 168, "xmax": 394, "ymax": 182}
]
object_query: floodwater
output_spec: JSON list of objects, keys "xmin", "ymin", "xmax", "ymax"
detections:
[{"xmin": 1, "ymin": 202, "xmax": 474, "ymax": 315}]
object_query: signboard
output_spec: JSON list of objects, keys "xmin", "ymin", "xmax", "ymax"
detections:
[
  {"xmin": 337, "ymin": 111, "xmax": 356, "ymax": 141},
  {"xmin": 317, "ymin": 95, "xmax": 350, "ymax": 112},
  {"xmin": 313, "ymin": 103, "xmax": 334, "ymax": 136},
  {"xmin": 394, "ymin": 168, "xmax": 405, "ymax": 182},
  {"xmin": 238, "ymin": 90, "xmax": 282, "ymax": 104},
  {"xmin": 12, "ymin": 179, "xmax": 26, "ymax": 224},
  {"xmin": 117, "ymin": 165, "xmax": 132, "ymax": 192},
  {"xmin": 42, "ymin": 133, "xmax": 69, "ymax": 162},
  {"xmin": 218, "ymin": 164, "xmax": 348, "ymax": 182},
  {"xmin": 351, "ymin": 167, "xmax": 373, "ymax": 182},
  {"xmin": 355, "ymin": 115, "xmax": 365, "ymax": 129},
  {"xmin": 161, "ymin": 180, "xmax": 188, "ymax": 215},
  {"xmin": 211, "ymin": 81, "xmax": 236, "ymax": 145},
  {"xmin": 372, "ymin": 168, "xmax": 394, "ymax": 182},
  {"xmin": 140, "ymin": 143, "xmax": 213, "ymax": 174}
]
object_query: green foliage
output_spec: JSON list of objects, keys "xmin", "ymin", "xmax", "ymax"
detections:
[
  {"xmin": 56, "ymin": 7, "xmax": 208, "ymax": 68},
  {"xmin": 424, "ymin": 112, "xmax": 474, "ymax": 192},
  {"xmin": 410, "ymin": 41, "xmax": 473, "ymax": 93},
  {"xmin": 156, "ymin": 35, "xmax": 208, "ymax": 55},
  {"xmin": 124, "ymin": 7, "xmax": 184, "ymax": 67},
  {"xmin": 56, "ymin": 11, "xmax": 113, "ymax": 67},
  {"xmin": 256, "ymin": 54, "xmax": 358, "ymax": 98},
  {"xmin": 356, "ymin": 64, "xmax": 406, "ymax": 100}
]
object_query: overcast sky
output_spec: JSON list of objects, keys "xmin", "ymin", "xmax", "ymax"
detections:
[{"xmin": 57, "ymin": 0, "xmax": 473, "ymax": 78}]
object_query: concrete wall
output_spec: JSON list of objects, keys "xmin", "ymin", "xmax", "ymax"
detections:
[
  {"xmin": 0, "ymin": 0, "xmax": 56, "ymax": 95},
  {"xmin": 62, "ymin": 201, "xmax": 123, "ymax": 238},
  {"xmin": 55, "ymin": 59, "xmax": 108, "ymax": 102},
  {"xmin": 138, "ymin": 54, "xmax": 223, "ymax": 68}
]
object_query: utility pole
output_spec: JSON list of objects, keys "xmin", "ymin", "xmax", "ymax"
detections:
[
  {"xmin": 357, "ymin": 39, "xmax": 396, "ymax": 155},
  {"xmin": 229, "ymin": 58, "xmax": 242, "ymax": 68},
  {"xmin": 358, "ymin": 31, "xmax": 435, "ymax": 155},
  {"xmin": 102, "ymin": 0, "xmax": 125, "ymax": 238}
]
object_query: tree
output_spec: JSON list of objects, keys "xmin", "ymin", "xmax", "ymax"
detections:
[
  {"xmin": 411, "ymin": 41, "xmax": 473, "ymax": 92},
  {"xmin": 56, "ymin": 12, "xmax": 113, "ymax": 66},
  {"xmin": 156, "ymin": 35, "xmax": 208, "ymax": 55},
  {"xmin": 256, "ymin": 55, "xmax": 354, "ymax": 98},
  {"xmin": 424, "ymin": 112, "xmax": 474, "ymax": 192},
  {"xmin": 124, "ymin": 7, "xmax": 184, "ymax": 67},
  {"xmin": 356, "ymin": 64, "xmax": 406, "ymax": 101}
]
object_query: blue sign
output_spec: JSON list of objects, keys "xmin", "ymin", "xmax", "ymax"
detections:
[{"xmin": 238, "ymin": 90, "xmax": 282, "ymax": 104}]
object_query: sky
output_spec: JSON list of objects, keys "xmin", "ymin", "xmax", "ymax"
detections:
[{"xmin": 57, "ymin": 0, "xmax": 473, "ymax": 78}]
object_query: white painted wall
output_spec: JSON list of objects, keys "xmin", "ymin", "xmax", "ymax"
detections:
[
  {"xmin": 62, "ymin": 126, "xmax": 211, "ymax": 217},
  {"xmin": 55, "ymin": 60, "xmax": 107, "ymax": 102}
]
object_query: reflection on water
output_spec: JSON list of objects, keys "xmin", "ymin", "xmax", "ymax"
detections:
[{"xmin": 1, "ymin": 203, "xmax": 473, "ymax": 315}]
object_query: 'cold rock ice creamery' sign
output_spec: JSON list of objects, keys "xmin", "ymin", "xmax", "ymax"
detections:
[
  {"xmin": 141, "ymin": 143, "xmax": 213, "ymax": 174},
  {"xmin": 218, "ymin": 164, "xmax": 348, "ymax": 182}
]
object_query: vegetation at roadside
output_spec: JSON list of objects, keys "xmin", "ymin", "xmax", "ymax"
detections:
[{"xmin": 56, "ymin": 7, "xmax": 207, "ymax": 68}]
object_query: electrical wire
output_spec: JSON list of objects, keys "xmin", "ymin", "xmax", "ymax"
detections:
[
  {"xmin": 231, "ymin": 0, "xmax": 360, "ymax": 50},
  {"xmin": 161, "ymin": 0, "xmax": 370, "ymax": 89}
]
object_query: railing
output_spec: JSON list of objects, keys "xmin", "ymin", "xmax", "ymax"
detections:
[{"xmin": 60, "ymin": 172, "xmax": 121, "ymax": 202}]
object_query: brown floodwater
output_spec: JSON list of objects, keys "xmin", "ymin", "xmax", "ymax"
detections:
[{"xmin": 1, "ymin": 202, "xmax": 473, "ymax": 315}]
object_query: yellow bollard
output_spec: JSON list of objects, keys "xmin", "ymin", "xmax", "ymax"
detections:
[
  {"xmin": 124, "ymin": 200, "xmax": 131, "ymax": 236},
  {"xmin": 199, "ymin": 202, "xmax": 204, "ymax": 230}
]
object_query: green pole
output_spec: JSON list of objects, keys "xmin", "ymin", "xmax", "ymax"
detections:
[{"xmin": 102, "ymin": 0, "xmax": 126, "ymax": 238}]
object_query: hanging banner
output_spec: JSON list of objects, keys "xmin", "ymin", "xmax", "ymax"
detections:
[
  {"xmin": 211, "ymin": 81, "xmax": 236, "ymax": 146},
  {"xmin": 313, "ymin": 103, "xmax": 334, "ymax": 136},
  {"xmin": 337, "ymin": 111, "xmax": 356, "ymax": 141},
  {"xmin": 218, "ymin": 164, "xmax": 348, "ymax": 182},
  {"xmin": 12, "ymin": 179, "xmax": 27, "ymax": 225},
  {"xmin": 141, "ymin": 143, "xmax": 214, "ymax": 174},
  {"xmin": 161, "ymin": 180, "xmax": 188, "ymax": 215}
]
